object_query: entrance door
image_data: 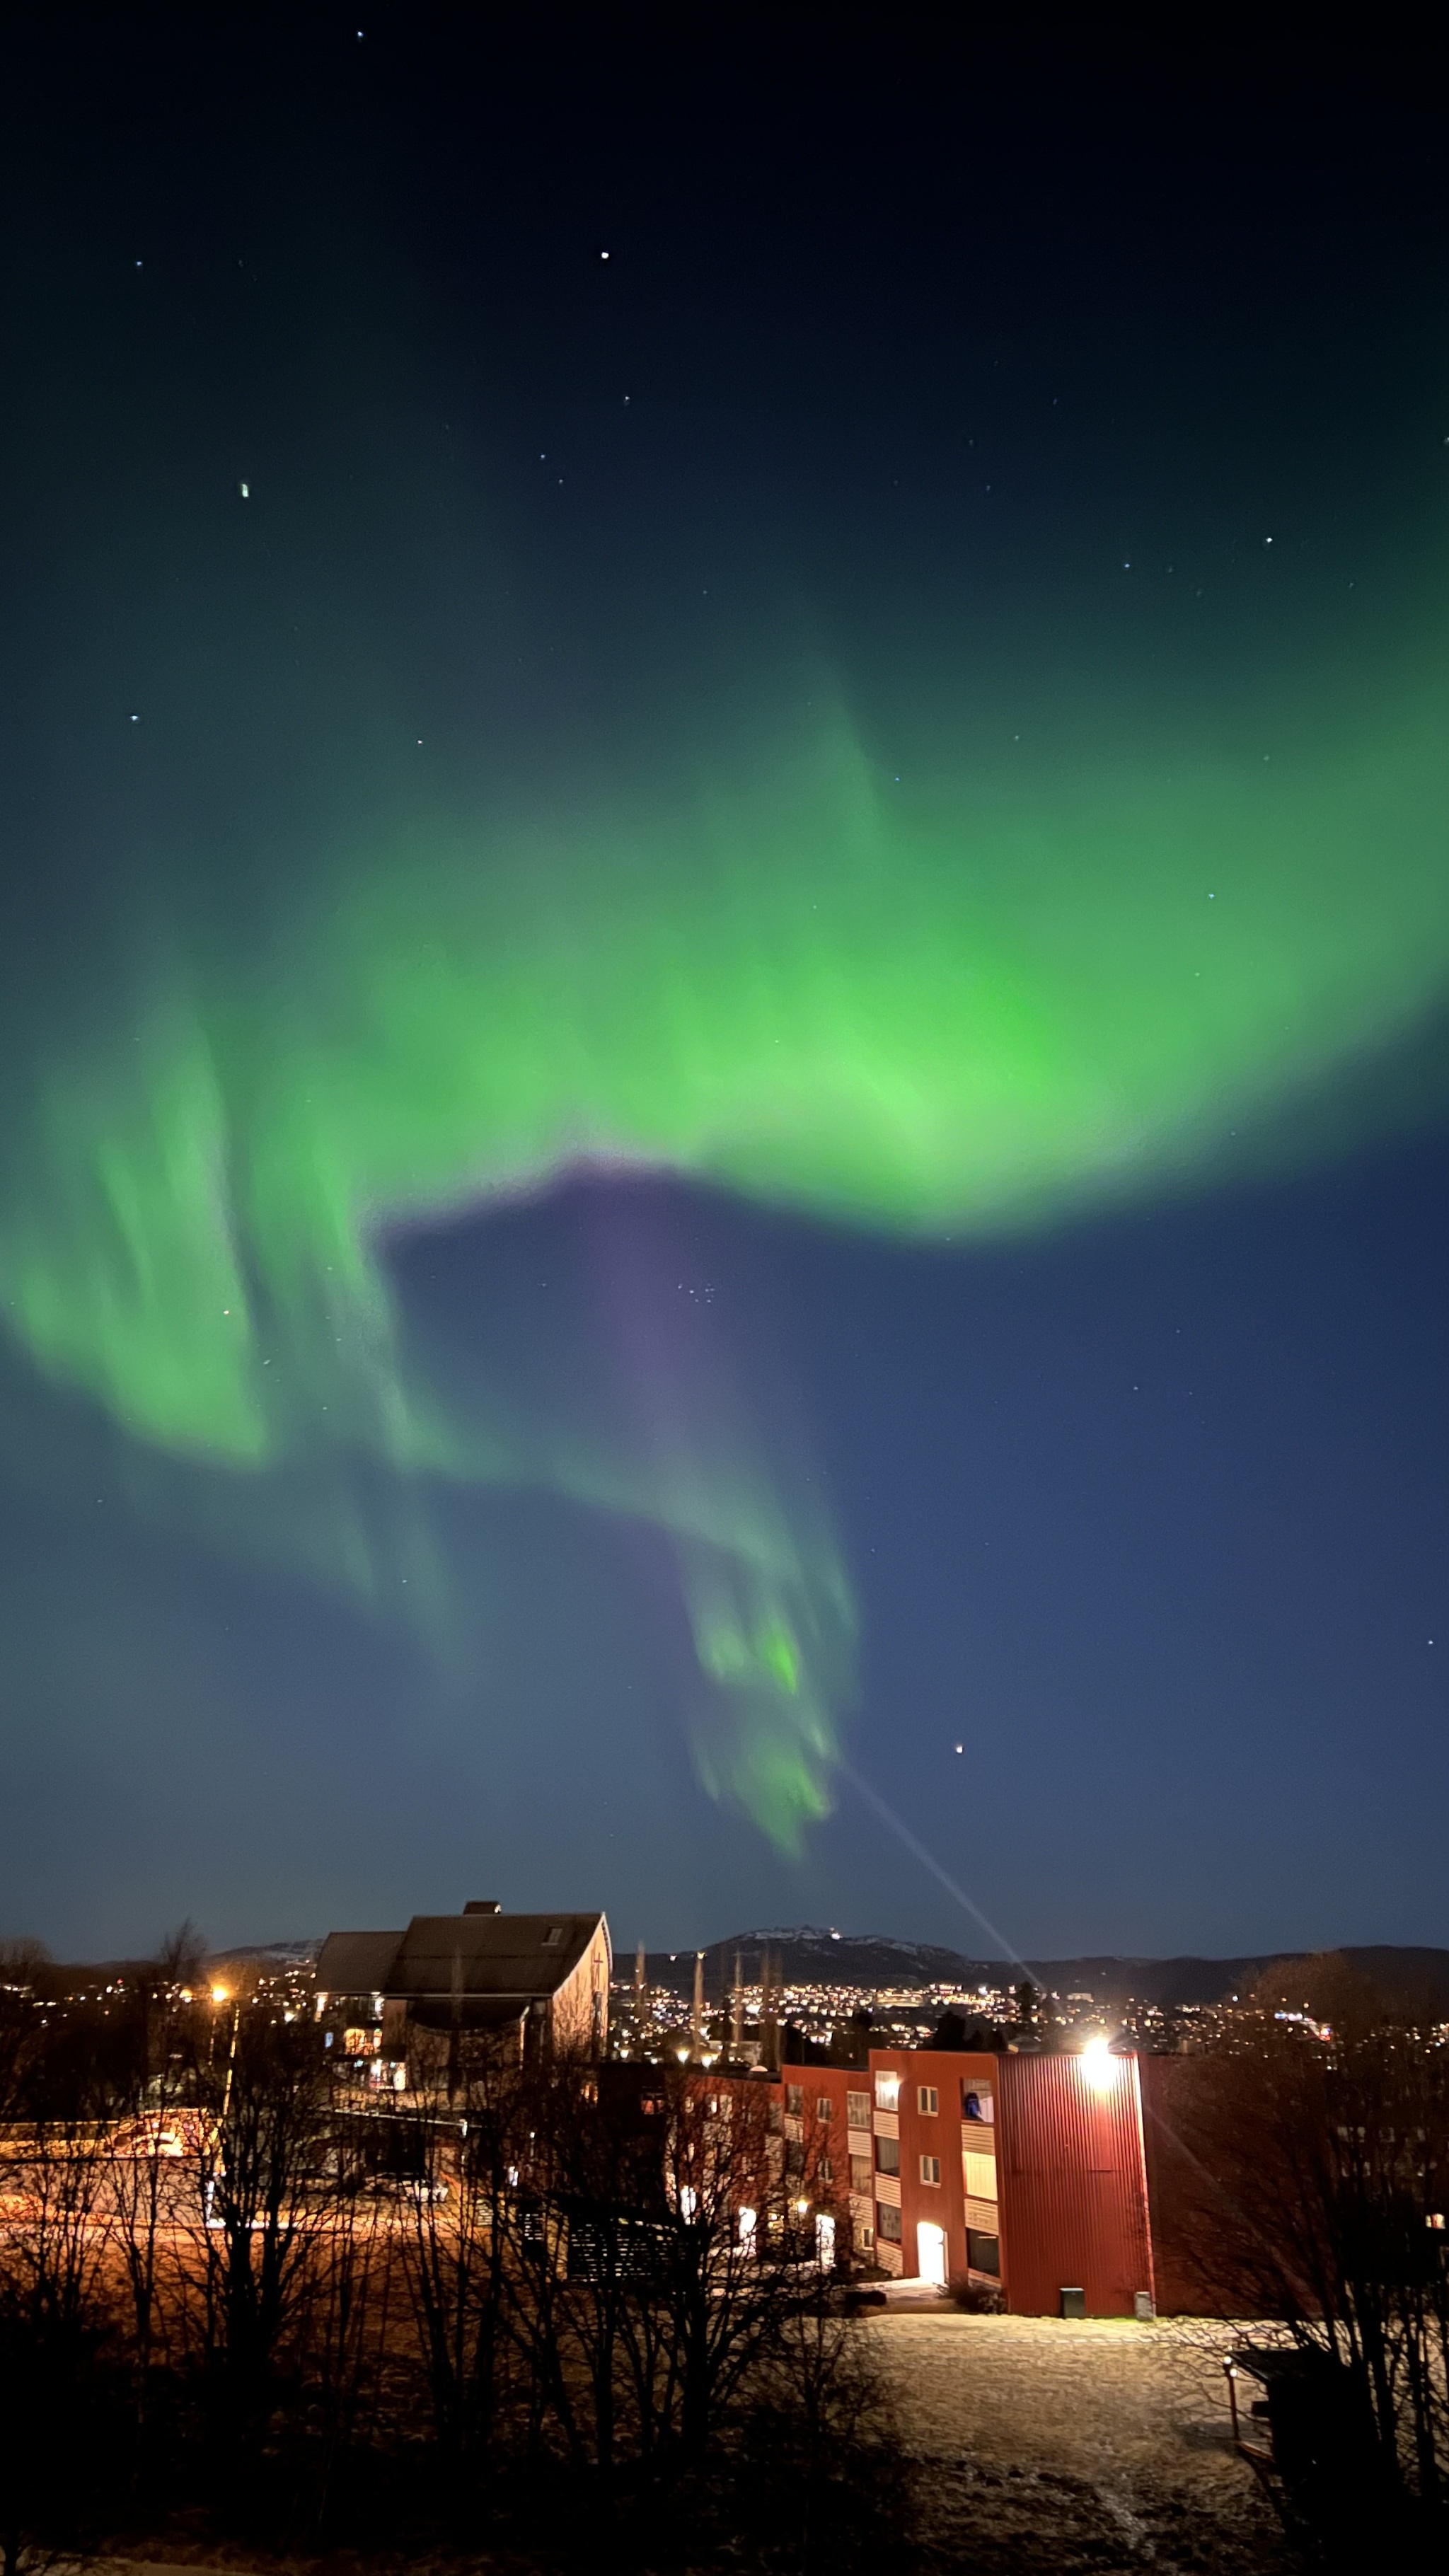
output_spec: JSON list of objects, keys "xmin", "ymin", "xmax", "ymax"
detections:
[{"xmin": 917, "ymin": 2219, "xmax": 947, "ymax": 2285}]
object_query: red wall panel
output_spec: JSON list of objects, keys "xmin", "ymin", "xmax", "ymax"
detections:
[{"xmin": 996, "ymin": 2052, "xmax": 1155, "ymax": 2317}]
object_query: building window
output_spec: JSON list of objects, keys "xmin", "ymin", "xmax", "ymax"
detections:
[
  {"xmin": 877, "ymin": 2202, "xmax": 903, "ymax": 2243},
  {"xmin": 850, "ymin": 2154, "xmax": 872, "ymax": 2193},
  {"xmin": 785, "ymin": 2142, "xmax": 805, "ymax": 2178},
  {"xmin": 816, "ymin": 2095, "xmax": 833, "ymax": 2122},
  {"xmin": 964, "ymin": 2148, "xmax": 997, "ymax": 2200},
  {"xmin": 967, "ymin": 2228, "xmax": 1000, "ymax": 2278},
  {"xmin": 543, "ymin": 1925, "xmax": 564, "ymax": 1946},
  {"xmin": 874, "ymin": 2069, "xmax": 901, "ymax": 2111},
  {"xmin": 855, "ymin": 2217, "xmax": 875, "ymax": 2251},
  {"xmin": 962, "ymin": 2084, "xmax": 994, "ymax": 2124},
  {"xmin": 919, "ymin": 2154, "xmax": 942, "ymax": 2186},
  {"xmin": 917, "ymin": 2085, "xmax": 939, "ymax": 2116},
  {"xmin": 846, "ymin": 2089, "xmax": 870, "ymax": 2129},
  {"xmin": 875, "ymin": 2134, "xmax": 900, "ymax": 2176},
  {"xmin": 819, "ymin": 2156, "xmax": 833, "ymax": 2183},
  {"xmin": 785, "ymin": 2082, "xmax": 804, "ymax": 2115}
]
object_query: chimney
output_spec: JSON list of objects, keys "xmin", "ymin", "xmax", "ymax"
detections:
[{"xmin": 464, "ymin": 1900, "xmax": 502, "ymax": 1914}]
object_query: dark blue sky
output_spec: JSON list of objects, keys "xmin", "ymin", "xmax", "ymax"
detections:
[{"xmin": 0, "ymin": 4, "xmax": 1444, "ymax": 1961}]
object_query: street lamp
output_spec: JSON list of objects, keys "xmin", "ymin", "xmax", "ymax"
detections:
[{"xmin": 1080, "ymin": 2035, "xmax": 1116, "ymax": 2090}]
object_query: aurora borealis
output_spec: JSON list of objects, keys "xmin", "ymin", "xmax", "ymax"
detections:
[
  {"xmin": 11, "ymin": 680, "xmax": 1449, "ymax": 1462},
  {"xmin": 1, "ymin": 8, "xmax": 1445, "ymax": 1951}
]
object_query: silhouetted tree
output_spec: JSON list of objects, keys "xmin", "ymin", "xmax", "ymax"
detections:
[{"xmin": 1167, "ymin": 1955, "xmax": 1449, "ymax": 2566}]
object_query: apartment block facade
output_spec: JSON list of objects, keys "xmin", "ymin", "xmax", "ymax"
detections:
[{"xmin": 783, "ymin": 2041, "xmax": 1155, "ymax": 2316}]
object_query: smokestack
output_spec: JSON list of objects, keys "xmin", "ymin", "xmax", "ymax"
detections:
[
  {"xmin": 762, "ymin": 1947, "xmax": 780, "ymax": 2074},
  {"xmin": 731, "ymin": 1951, "xmax": 743, "ymax": 2057},
  {"xmin": 691, "ymin": 1950, "xmax": 705, "ymax": 2057}
]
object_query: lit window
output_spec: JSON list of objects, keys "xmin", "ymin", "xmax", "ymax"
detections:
[
  {"xmin": 785, "ymin": 2082, "xmax": 804, "ymax": 2115},
  {"xmin": 850, "ymin": 2153, "xmax": 872, "ymax": 2193},
  {"xmin": 964, "ymin": 2147, "xmax": 997, "ymax": 2200},
  {"xmin": 874, "ymin": 2069, "xmax": 901, "ymax": 2111},
  {"xmin": 819, "ymin": 2155, "xmax": 833, "ymax": 2183},
  {"xmin": 846, "ymin": 2089, "xmax": 870, "ymax": 2128},
  {"xmin": 962, "ymin": 2084, "xmax": 994, "ymax": 2124},
  {"xmin": 917, "ymin": 2085, "xmax": 939, "ymax": 2115},
  {"xmin": 816, "ymin": 2095, "xmax": 833, "ymax": 2122},
  {"xmin": 919, "ymin": 2154, "xmax": 941, "ymax": 2185}
]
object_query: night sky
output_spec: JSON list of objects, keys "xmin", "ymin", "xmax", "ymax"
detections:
[{"xmin": 1, "ymin": 7, "xmax": 1445, "ymax": 1963}]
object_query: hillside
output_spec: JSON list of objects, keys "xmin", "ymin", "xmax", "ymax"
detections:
[{"xmin": 638, "ymin": 1929, "xmax": 1449, "ymax": 2016}]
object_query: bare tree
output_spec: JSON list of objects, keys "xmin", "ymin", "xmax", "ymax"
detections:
[
  {"xmin": 0, "ymin": 1945, "xmax": 52, "ymax": 2129},
  {"xmin": 0, "ymin": 2080, "xmax": 119, "ymax": 2575},
  {"xmin": 183, "ymin": 1995, "xmax": 339, "ymax": 2439},
  {"xmin": 1165, "ymin": 1954, "xmax": 1449, "ymax": 2560},
  {"xmin": 105, "ymin": 1949, "xmax": 204, "ymax": 2430},
  {"xmin": 392, "ymin": 2037, "xmax": 524, "ymax": 2495}
]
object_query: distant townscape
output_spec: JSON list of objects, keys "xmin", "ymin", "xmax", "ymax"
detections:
[{"xmin": 626, "ymin": 1926, "xmax": 1449, "ymax": 2053}]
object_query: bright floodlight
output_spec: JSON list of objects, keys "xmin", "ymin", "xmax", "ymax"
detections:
[
  {"xmin": 211, "ymin": 1985, "xmax": 229, "ymax": 2005},
  {"xmin": 1080, "ymin": 2035, "xmax": 1116, "ymax": 2088}
]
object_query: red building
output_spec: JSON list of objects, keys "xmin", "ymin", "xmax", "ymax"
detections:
[{"xmin": 782, "ymin": 2040, "xmax": 1155, "ymax": 2316}]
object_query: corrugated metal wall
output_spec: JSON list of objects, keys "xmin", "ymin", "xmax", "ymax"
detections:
[{"xmin": 997, "ymin": 2053, "xmax": 1155, "ymax": 2317}]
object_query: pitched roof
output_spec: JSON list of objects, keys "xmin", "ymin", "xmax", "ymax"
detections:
[
  {"xmin": 316, "ymin": 1912, "xmax": 607, "ymax": 2005},
  {"xmin": 389, "ymin": 1912, "xmax": 603, "ymax": 2001},
  {"xmin": 316, "ymin": 1929, "xmax": 404, "ymax": 1994}
]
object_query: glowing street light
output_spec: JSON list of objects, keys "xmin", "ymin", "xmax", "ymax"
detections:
[{"xmin": 1080, "ymin": 2035, "xmax": 1116, "ymax": 2089}]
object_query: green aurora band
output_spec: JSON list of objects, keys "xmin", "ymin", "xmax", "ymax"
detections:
[{"xmin": 2, "ymin": 675, "xmax": 1445, "ymax": 1844}]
